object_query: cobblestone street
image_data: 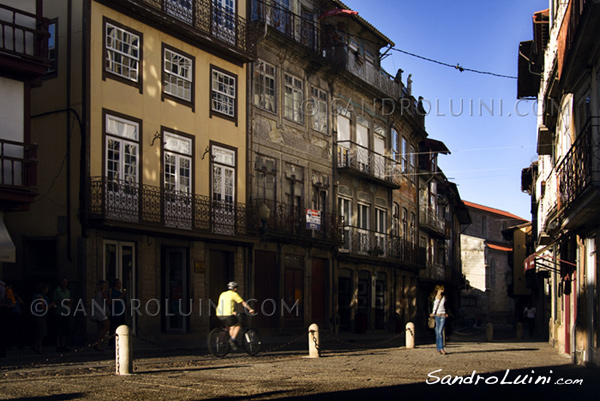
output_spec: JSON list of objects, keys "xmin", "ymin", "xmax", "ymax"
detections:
[{"xmin": 1, "ymin": 332, "xmax": 599, "ymax": 400}]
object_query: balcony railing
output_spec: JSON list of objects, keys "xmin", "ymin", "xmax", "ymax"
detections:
[
  {"xmin": 253, "ymin": 199, "xmax": 341, "ymax": 244},
  {"xmin": 0, "ymin": 3, "xmax": 50, "ymax": 71},
  {"xmin": 339, "ymin": 225, "xmax": 425, "ymax": 265},
  {"xmin": 119, "ymin": 0, "xmax": 256, "ymax": 56},
  {"xmin": 88, "ymin": 177, "xmax": 257, "ymax": 237},
  {"xmin": 250, "ymin": 0, "xmax": 320, "ymax": 53},
  {"xmin": 0, "ymin": 139, "xmax": 37, "ymax": 190},
  {"xmin": 556, "ymin": 117, "xmax": 600, "ymax": 211},
  {"xmin": 419, "ymin": 206, "xmax": 446, "ymax": 235},
  {"xmin": 337, "ymin": 141, "xmax": 400, "ymax": 187}
]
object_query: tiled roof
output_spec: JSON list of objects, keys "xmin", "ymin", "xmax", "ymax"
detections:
[{"xmin": 463, "ymin": 200, "xmax": 529, "ymax": 222}]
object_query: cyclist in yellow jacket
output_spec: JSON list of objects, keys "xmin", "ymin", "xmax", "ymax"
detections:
[{"xmin": 216, "ymin": 282, "xmax": 255, "ymax": 349}]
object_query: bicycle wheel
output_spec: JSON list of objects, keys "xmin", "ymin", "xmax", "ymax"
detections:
[
  {"xmin": 241, "ymin": 328, "xmax": 261, "ymax": 356},
  {"xmin": 207, "ymin": 328, "xmax": 230, "ymax": 358}
]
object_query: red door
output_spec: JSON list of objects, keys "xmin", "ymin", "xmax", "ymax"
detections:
[{"xmin": 311, "ymin": 258, "xmax": 329, "ymax": 328}]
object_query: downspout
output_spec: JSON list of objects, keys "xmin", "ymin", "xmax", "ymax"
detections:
[{"xmin": 66, "ymin": 0, "xmax": 72, "ymax": 261}]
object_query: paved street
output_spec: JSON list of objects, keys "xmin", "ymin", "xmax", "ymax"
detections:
[{"xmin": 1, "ymin": 330, "xmax": 599, "ymax": 400}]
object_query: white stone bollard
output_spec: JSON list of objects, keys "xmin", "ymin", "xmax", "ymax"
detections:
[
  {"xmin": 308, "ymin": 323, "xmax": 320, "ymax": 358},
  {"xmin": 405, "ymin": 322, "xmax": 415, "ymax": 349},
  {"xmin": 116, "ymin": 325, "xmax": 133, "ymax": 375}
]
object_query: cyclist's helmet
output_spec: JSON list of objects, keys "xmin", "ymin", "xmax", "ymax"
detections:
[{"xmin": 227, "ymin": 281, "xmax": 238, "ymax": 290}]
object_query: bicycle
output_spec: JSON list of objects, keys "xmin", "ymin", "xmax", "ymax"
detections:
[{"xmin": 207, "ymin": 323, "xmax": 262, "ymax": 358}]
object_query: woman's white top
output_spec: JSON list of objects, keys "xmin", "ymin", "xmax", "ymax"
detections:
[{"xmin": 432, "ymin": 297, "xmax": 446, "ymax": 315}]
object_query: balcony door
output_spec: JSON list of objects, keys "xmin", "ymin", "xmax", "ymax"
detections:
[
  {"xmin": 213, "ymin": 0, "xmax": 236, "ymax": 44},
  {"xmin": 163, "ymin": 247, "xmax": 188, "ymax": 333},
  {"xmin": 212, "ymin": 145, "xmax": 236, "ymax": 234},
  {"xmin": 356, "ymin": 117, "xmax": 370, "ymax": 173},
  {"xmin": 163, "ymin": 132, "xmax": 193, "ymax": 229},
  {"xmin": 358, "ymin": 203, "xmax": 370, "ymax": 254},
  {"xmin": 105, "ymin": 113, "xmax": 140, "ymax": 221},
  {"xmin": 104, "ymin": 241, "xmax": 136, "ymax": 333}
]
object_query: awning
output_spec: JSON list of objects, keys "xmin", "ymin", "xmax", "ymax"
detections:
[
  {"xmin": 0, "ymin": 216, "xmax": 16, "ymax": 263},
  {"xmin": 486, "ymin": 243, "xmax": 512, "ymax": 252},
  {"xmin": 524, "ymin": 247, "xmax": 576, "ymax": 274}
]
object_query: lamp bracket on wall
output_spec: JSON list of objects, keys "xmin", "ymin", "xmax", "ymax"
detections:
[
  {"xmin": 151, "ymin": 131, "xmax": 163, "ymax": 147},
  {"xmin": 201, "ymin": 145, "xmax": 213, "ymax": 160}
]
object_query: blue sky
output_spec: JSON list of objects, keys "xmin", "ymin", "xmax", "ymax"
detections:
[{"xmin": 342, "ymin": 0, "xmax": 549, "ymax": 220}]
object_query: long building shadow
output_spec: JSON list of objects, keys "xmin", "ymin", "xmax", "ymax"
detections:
[{"xmin": 200, "ymin": 363, "xmax": 600, "ymax": 400}]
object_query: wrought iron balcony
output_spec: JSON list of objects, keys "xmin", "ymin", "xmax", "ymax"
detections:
[
  {"xmin": 337, "ymin": 141, "xmax": 400, "ymax": 188},
  {"xmin": 252, "ymin": 199, "xmax": 341, "ymax": 245},
  {"xmin": 250, "ymin": 0, "xmax": 320, "ymax": 53},
  {"xmin": 419, "ymin": 206, "xmax": 446, "ymax": 236},
  {"xmin": 339, "ymin": 225, "xmax": 425, "ymax": 265},
  {"xmin": 88, "ymin": 177, "xmax": 257, "ymax": 237},
  {"xmin": 0, "ymin": 3, "xmax": 50, "ymax": 77},
  {"xmin": 104, "ymin": 0, "xmax": 256, "ymax": 59},
  {"xmin": 556, "ymin": 117, "xmax": 600, "ymax": 213}
]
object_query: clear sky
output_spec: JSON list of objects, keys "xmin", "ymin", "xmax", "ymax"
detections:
[{"xmin": 342, "ymin": 0, "xmax": 549, "ymax": 221}]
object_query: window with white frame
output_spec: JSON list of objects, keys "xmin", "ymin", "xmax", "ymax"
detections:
[
  {"xmin": 211, "ymin": 66, "xmax": 237, "ymax": 120},
  {"xmin": 338, "ymin": 196, "xmax": 352, "ymax": 250},
  {"xmin": 105, "ymin": 20, "xmax": 141, "ymax": 85},
  {"xmin": 253, "ymin": 60, "xmax": 276, "ymax": 112},
  {"xmin": 311, "ymin": 87, "xmax": 328, "ymax": 133},
  {"xmin": 358, "ymin": 203, "xmax": 370, "ymax": 254},
  {"xmin": 284, "ymin": 73, "xmax": 303, "ymax": 123},
  {"xmin": 105, "ymin": 113, "xmax": 139, "ymax": 186},
  {"xmin": 163, "ymin": 46, "xmax": 193, "ymax": 103}
]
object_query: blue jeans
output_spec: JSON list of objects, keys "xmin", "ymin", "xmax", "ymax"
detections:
[{"xmin": 434, "ymin": 316, "xmax": 446, "ymax": 351}]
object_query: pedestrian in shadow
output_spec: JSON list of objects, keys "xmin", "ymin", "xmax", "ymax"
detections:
[
  {"xmin": 108, "ymin": 278, "xmax": 126, "ymax": 345},
  {"xmin": 31, "ymin": 282, "xmax": 56, "ymax": 354},
  {"xmin": 523, "ymin": 301, "xmax": 536, "ymax": 338},
  {"xmin": 90, "ymin": 280, "xmax": 109, "ymax": 351},
  {"xmin": 52, "ymin": 277, "xmax": 72, "ymax": 352},
  {"xmin": 430, "ymin": 284, "xmax": 448, "ymax": 355}
]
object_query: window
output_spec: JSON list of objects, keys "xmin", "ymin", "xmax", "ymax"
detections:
[
  {"xmin": 284, "ymin": 163, "xmax": 303, "ymax": 212},
  {"xmin": 213, "ymin": 0, "xmax": 237, "ymax": 45},
  {"xmin": 255, "ymin": 154, "xmax": 276, "ymax": 203},
  {"xmin": 374, "ymin": 125, "xmax": 386, "ymax": 178},
  {"xmin": 163, "ymin": 131, "xmax": 193, "ymax": 229},
  {"xmin": 163, "ymin": 45, "xmax": 194, "ymax": 106},
  {"xmin": 284, "ymin": 73, "xmax": 303, "ymax": 123},
  {"xmin": 311, "ymin": 87, "xmax": 328, "ymax": 133},
  {"xmin": 253, "ymin": 60, "xmax": 276, "ymax": 112},
  {"xmin": 47, "ymin": 19, "xmax": 58, "ymax": 75},
  {"xmin": 358, "ymin": 203, "xmax": 370, "ymax": 254},
  {"xmin": 375, "ymin": 208, "xmax": 387, "ymax": 254},
  {"xmin": 211, "ymin": 145, "xmax": 237, "ymax": 234},
  {"xmin": 392, "ymin": 203, "xmax": 400, "ymax": 237},
  {"xmin": 105, "ymin": 113, "xmax": 139, "ymax": 186},
  {"xmin": 410, "ymin": 212, "xmax": 416, "ymax": 244},
  {"xmin": 104, "ymin": 19, "xmax": 142, "ymax": 90},
  {"xmin": 408, "ymin": 144, "xmax": 416, "ymax": 181},
  {"xmin": 211, "ymin": 66, "xmax": 237, "ymax": 122},
  {"xmin": 391, "ymin": 129, "xmax": 400, "ymax": 162},
  {"xmin": 285, "ymin": 163, "xmax": 304, "ymax": 232},
  {"xmin": 401, "ymin": 137, "xmax": 407, "ymax": 173},
  {"xmin": 104, "ymin": 111, "xmax": 141, "ymax": 221},
  {"xmin": 338, "ymin": 197, "xmax": 352, "ymax": 250},
  {"xmin": 337, "ymin": 110, "xmax": 351, "ymax": 167},
  {"xmin": 356, "ymin": 116, "xmax": 370, "ymax": 172},
  {"xmin": 311, "ymin": 172, "xmax": 328, "ymax": 212},
  {"xmin": 402, "ymin": 208, "xmax": 408, "ymax": 239}
]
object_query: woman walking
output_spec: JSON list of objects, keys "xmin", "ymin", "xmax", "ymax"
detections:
[{"xmin": 430, "ymin": 284, "xmax": 448, "ymax": 355}]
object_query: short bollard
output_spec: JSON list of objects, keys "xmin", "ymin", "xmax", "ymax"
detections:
[
  {"xmin": 486, "ymin": 323, "xmax": 494, "ymax": 342},
  {"xmin": 308, "ymin": 323, "xmax": 320, "ymax": 358},
  {"xmin": 405, "ymin": 322, "xmax": 415, "ymax": 349},
  {"xmin": 516, "ymin": 322, "xmax": 523, "ymax": 340},
  {"xmin": 116, "ymin": 325, "xmax": 133, "ymax": 375}
]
